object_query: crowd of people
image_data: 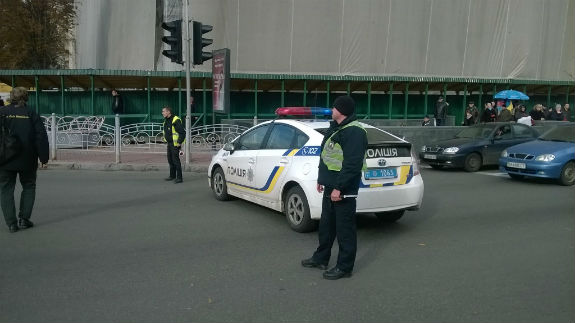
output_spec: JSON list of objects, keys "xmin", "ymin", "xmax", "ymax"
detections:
[{"xmin": 424, "ymin": 96, "xmax": 572, "ymax": 126}]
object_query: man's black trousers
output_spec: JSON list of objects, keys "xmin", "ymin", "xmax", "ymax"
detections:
[
  {"xmin": 0, "ymin": 169, "xmax": 37, "ymax": 226},
  {"xmin": 166, "ymin": 144, "xmax": 183, "ymax": 180},
  {"xmin": 312, "ymin": 187, "xmax": 357, "ymax": 273}
]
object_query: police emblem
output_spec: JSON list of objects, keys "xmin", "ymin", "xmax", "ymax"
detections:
[{"xmin": 247, "ymin": 168, "xmax": 254, "ymax": 182}]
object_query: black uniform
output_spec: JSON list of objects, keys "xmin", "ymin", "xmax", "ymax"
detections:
[
  {"xmin": 163, "ymin": 115, "xmax": 186, "ymax": 181},
  {"xmin": 0, "ymin": 104, "xmax": 49, "ymax": 229},
  {"xmin": 312, "ymin": 114, "xmax": 368, "ymax": 274}
]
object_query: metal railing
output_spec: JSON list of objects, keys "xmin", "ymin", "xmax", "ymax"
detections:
[{"xmin": 43, "ymin": 114, "xmax": 249, "ymax": 164}]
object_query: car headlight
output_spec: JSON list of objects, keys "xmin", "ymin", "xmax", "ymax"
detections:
[
  {"xmin": 420, "ymin": 145, "xmax": 427, "ymax": 152},
  {"xmin": 501, "ymin": 149, "xmax": 508, "ymax": 158},
  {"xmin": 535, "ymin": 154, "xmax": 555, "ymax": 162},
  {"xmin": 443, "ymin": 147, "xmax": 459, "ymax": 154}
]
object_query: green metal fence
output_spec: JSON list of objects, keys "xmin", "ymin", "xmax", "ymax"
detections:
[{"xmin": 0, "ymin": 70, "xmax": 573, "ymax": 125}]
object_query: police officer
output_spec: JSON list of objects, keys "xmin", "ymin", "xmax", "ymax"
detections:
[
  {"xmin": 301, "ymin": 95, "xmax": 368, "ymax": 280},
  {"xmin": 162, "ymin": 106, "xmax": 185, "ymax": 183},
  {"xmin": 0, "ymin": 87, "xmax": 49, "ymax": 233}
]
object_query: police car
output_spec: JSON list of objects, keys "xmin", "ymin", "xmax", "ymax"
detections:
[{"xmin": 208, "ymin": 107, "xmax": 424, "ymax": 232}]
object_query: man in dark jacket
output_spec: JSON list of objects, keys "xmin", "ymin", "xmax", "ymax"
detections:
[
  {"xmin": 162, "ymin": 106, "xmax": 186, "ymax": 183},
  {"xmin": 434, "ymin": 96, "xmax": 449, "ymax": 126},
  {"xmin": 301, "ymin": 95, "xmax": 368, "ymax": 280},
  {"xmin": 111, "ymin": 89, "xmax": 124, "ymax": 114},
  {"xmin": 0, "ymin": 87, "xmax": 49, "ymax": 233},
  {"xmin": 480, "ymin": 102, "xmax": 497, "ymax": 123}
]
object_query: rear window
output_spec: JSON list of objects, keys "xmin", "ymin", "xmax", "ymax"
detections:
[{"xmin": 316, "ymin": 127, "xmax": 400, "ymax": 143}]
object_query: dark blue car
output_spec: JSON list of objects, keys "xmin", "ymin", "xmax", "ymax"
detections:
[
  {"xmin": 420, "ymin": 123, "xmax": 539, "ymax": 172},
  {"xmin": 499, "ymin": 124, "xmax": 575, "ymax": 186}
]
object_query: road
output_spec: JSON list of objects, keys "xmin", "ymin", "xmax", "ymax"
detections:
[{"xmin": 1, "ymin": 168, "xmax": 573, "ymax": 323}]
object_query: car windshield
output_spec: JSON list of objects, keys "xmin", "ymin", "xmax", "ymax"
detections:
[
  {"xmin": 538, "ymin": 125, "xmax": 575, "ymax": 143},
  {"xmin": 455, "ymin": 125, "xmax": 496, "ymax": 139},
  {"xmin": 316, "ymin": 127, "xmax": 400, "ymax": 143}
]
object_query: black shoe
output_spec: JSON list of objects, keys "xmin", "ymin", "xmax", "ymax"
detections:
[
  {"xmin": 18, "ymin": 218, "xmax": 34, "ymax": 229},
  {"xmin": 174, "ymin": 178, "xmax": 183, "ymax": 184},
  {"xmin": 9, "ymin": 224, "xmax": 19, "ymax": 233},
  {"xmin": 323, "ymin": 267, "xmax": 352, "ymax": 280},
  {"xmin": 301, "ymin": 258, "xmax": 327, "ymax": 270},
  {"xmin": 165, "ymin": 177, "xmax": 175, "ymax": 181}
]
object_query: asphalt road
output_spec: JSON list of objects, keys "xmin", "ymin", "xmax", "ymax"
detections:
[{"xmin": 1, "ymin": 167, "xmax": 573, "ymax": 323}]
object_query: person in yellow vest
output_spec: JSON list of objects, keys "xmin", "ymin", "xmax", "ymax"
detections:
[
  {"xmin": 301, "ymin": 95, "xmax": 368, "ymax": 280},
  {"xmin": 162, "ymin": 106, "xmax": 186, "ymax": 183}
]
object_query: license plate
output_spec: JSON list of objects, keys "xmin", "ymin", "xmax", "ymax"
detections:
[
  {"xmin": 507, "ymin": 161, "xmax": 526, "ymax": 169},
  {"xmin": 364, "ymin": 168, "xmax": 397, "ymax": 180},
  {"xmin": 424, "ymin": 154, "xmax": 437, "ymax": 160}
]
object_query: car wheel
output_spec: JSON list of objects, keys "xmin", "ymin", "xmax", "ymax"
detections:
[
  {"xmin": 211, "ymin": 167, "xmax": 230, "ymax": 201},
  {"xmin": 508, "ymin": 173, "xmax": 524, "ymax": 180},
  {"xmin": 375, "ymin": 210, "xmax": 405, "ymax": 223},
  {"xmin": 429, "ymin": 164, "xmax": 443, "ymax": 170},
  {"xmin": 284, "ymin": 186, "xmax": 317, "ymax": 233},
  {"xmin": 463, "ymin": 153, "xmax": 482, "ymax": 172},
  {"xmin": 559, "ymin": 161, "xmax": 575, "ymax": 186}
]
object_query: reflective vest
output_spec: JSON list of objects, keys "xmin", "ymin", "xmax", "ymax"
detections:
[
  {"xmin": 163, "ymin": 116, "xmax": 184, "ymax": 146},
  {"xmin": 320, "ymin": 120, "xmax": 367, "ymax": 171}
]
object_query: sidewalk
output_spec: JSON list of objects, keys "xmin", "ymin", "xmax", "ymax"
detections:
[{"xmin": 47, "ymin": 148, "xmax": 215, "ymax": 173}]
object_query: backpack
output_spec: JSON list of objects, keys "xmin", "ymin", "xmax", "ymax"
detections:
[{"xmin": 0, "ymin": 115, "xmax": 23, "ymax": 165}]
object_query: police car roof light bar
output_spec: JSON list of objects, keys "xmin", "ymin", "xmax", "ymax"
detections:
[{"xmin": 275, "ymin": 107, "xmax": 332, "ymax": 116}]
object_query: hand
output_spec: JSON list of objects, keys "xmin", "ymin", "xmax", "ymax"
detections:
[
  {"xmin": 316, "ymin": 184, "xmax": 324, "ymax": 193},
  {"xmin": 330, "ymin": 189, "xmax": 342, "ymax": 202}
]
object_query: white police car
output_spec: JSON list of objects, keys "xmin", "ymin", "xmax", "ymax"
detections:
[{"xmin": 208, "ymin": 107, "xmax": 424, "ymax": 232}]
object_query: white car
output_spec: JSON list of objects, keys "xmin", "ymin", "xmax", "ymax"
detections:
[{"xmin": 207, "ymin": 108, "xmax": 424, "ymax": 232}]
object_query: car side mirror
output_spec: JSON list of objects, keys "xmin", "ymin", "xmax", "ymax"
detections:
[{"xmin": 223, "ymin": 142, "xmax": 235, "ymax": 153}]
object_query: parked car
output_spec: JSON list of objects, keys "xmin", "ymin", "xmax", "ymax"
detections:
[
  {"xmin": 419, "ymin": 122, "xmax": 539, "ymax": 172},
  {"xmin": 499, "ymin": 124, "xmax": 575, "ymax": 186},
  {"xmin": 208, "ymin": 107, "xmax": 424, "ymax": 232}
]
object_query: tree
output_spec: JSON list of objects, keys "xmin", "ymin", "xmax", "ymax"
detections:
[{"xmin": 0, "ymin": 0, "xmax": 77, "ymax": 69}]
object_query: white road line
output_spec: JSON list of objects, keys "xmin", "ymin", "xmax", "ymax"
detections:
[{"xmin": 476, "ymin": 171, "xmax": 508, "ymax": 177}]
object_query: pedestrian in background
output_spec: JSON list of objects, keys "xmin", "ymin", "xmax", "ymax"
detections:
[
  {"xmin": 0, "ymin": 97, "xmax": 4, "ymax": 106},
  {"xmin": 562, "ymin": 103, "xmax": 571, "ymax": 121},
  {"xmin": 0, "ymin": 87, "xmax": 49, "ymax": 233},
  {"xmin": 549, "ymin": 104, "xmax": 565, "ymax": 121},
  {"xmin": 497, "ymin": 104, "xmax": 513, "ymax": 122},
  {"xmin": 111, "ymin": 89, "xmax": 124, "ymax": 115},
  {"xmin": 466, "ymin": 101, "xmax": 479, "ymax": 124},
  {"xmin": 301, "ymin": 95, "xmax": 368, "ymax": 280},
  {"xmin": 480, "ymin": 102, "xmax": 497, "ymax": 123},
  {"xmin": 529, "ymin": 104, "xmax": 546, "ymax": 121},
  {"xmin": 162, "ymin": 106, "xmax": 185, "ymax": 183},
  {"xmin": 434, "ymin": 96, "xmax": 449, "ymax": 126},
  {"xmin": 462, "ymin": 109, "xmax": 475, "ymax": 126},
  {"xmin": 421, "ymin": 115, "xmax": 432, "ymax": 126}
]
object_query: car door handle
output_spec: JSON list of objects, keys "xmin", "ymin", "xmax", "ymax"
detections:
[
  {"xmin": 248, "ymin": 158, "xmax": 255, "ymax": 164},
  {"xmin": 280, "ymin": 157, "xmax": 289, "ymax": 165}
]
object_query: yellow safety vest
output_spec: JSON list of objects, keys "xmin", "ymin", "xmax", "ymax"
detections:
[
  {"xmin": 163, "ymin": 116, "xmax": 184, "ymax": 146},
  {"xmin": 320, "ymin": 120, "xmax": 367, "ymax": 171}
]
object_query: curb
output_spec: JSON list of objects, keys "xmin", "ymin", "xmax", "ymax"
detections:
[{"xmin": 45, "ymin": 162, "xmax": 209, "ymax": 173}]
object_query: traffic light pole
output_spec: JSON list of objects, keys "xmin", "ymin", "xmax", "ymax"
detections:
[{"xmin": 184, "ymin": 0, "xmax": 191, "ymax": 168}]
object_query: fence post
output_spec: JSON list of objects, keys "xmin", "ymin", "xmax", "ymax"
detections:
[
  {"xmin": 50, "ymin": 113, "xmax": 57, "ymax": 160},
  {"xmin": 115, "ymin": 114, "xmax": 121, "ymax": 164}
]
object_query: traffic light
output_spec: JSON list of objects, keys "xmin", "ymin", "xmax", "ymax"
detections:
[
  {"xmin": 192, "ymin": 21, "xmax": 213, "ymax": 65},
  {"xmin": 161, "ymin": 19, "xmax": 183, "ymax": 65}
]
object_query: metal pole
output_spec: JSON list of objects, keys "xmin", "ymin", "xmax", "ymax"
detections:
[
  {"xmin": 50, "ymin": 113, "xmax": 57, "ymax": 160},
  {"xmin": 115, "ymin": 114, "xmax": 121, "ymax": 163},
  {"xmin": 184, "ymin": 0, "xmax": 192, "ymax": 168}
]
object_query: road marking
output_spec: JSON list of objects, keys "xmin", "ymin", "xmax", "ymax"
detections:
[{"xmin": 476, "ymin": 171, "xmax": 508, "ymax": 177}]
